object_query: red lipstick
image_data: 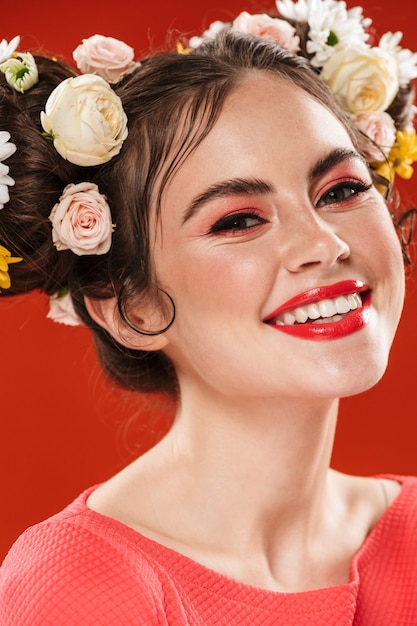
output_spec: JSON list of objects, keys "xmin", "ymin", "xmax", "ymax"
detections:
[{"xmin": 264, "ymin": 280, "xmax": 371, "ymax": 340}]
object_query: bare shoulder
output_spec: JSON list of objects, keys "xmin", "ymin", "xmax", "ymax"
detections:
[
  {"xmin": 85, "ymin": 444, "xmax": 179, "ymax": 537},
  {"xmin": 379, "ymin": 476, "xmax": 403, "ymax": 507},
  {"xmin": 86, "ymin": 457, "xmax": 151, "ymax": 524},
  {"xmin": 331, "ymin": 470, "xmax": 403, "ymax": 529}
]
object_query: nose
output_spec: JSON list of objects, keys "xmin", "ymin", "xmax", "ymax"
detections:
[{"xmin": 279, "ymin": 208, "xmax": 350, "ymax": 273}]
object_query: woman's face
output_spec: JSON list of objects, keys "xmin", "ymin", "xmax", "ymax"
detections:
[{"xmin": 150, "ymin": 72, "xmax": 404, "ymax": 402}]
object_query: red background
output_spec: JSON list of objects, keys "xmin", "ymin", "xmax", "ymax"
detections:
[{"xmin": 1, "ymin": 0, "xmax": 416, "ymax": 561}]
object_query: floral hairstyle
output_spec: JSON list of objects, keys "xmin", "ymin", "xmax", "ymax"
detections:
[{"xmin": 0, "ymin": 1, "xmax": 416, "ymax": 395}]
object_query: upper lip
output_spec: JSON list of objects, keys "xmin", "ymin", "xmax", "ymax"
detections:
[{"xmin": 263, "ymin": 280, "xmax": 370, "ymax": 323}]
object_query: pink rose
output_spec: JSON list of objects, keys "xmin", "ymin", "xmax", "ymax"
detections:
[
  {"xmin": 73, "ymin": 34, "xmax": 140, "ymax": 84},
  {"xmin": 49, "ymin": 182, "xmax": 115, "ymax": 256},
  {"xmin": 232, "ymin": 12, "xmax": 300, "ymax": 53},
  {"xmin": 353, "ymin": 111, "xmax": 397, "ymax": 160},
  {"xmin": 47, "ymin": 290, "xmax": 83, "ymax": 326}
]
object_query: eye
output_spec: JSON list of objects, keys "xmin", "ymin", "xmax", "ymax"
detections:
[
  {"xmin": 316, "ymin": 181, "xmax": 373, "ymax": 207},
  {"xmin": 208, "ymin": 211, "xmax": 268, "ymax": 235}
]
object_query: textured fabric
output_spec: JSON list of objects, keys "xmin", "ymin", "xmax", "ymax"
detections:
[{"xmin": 1, "ymin": 475, "xmax": 417, "ymax": 625}]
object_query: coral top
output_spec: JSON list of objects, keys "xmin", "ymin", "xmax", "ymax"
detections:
[{"xmin": 1, "ymin": 475, "xmax": 417, "ymax": 625}]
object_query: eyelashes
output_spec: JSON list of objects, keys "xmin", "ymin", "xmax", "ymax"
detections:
[
  {"xmin": 316, "ymin": 181, "xmax": 373, "ymax": 208},
  {"xmin": 205, "ymin": 180, "xmax": 374, "ymax": 237},
  {"xmin": 208, "ymin": 211, "xmax": 268, "ymax": 235}
]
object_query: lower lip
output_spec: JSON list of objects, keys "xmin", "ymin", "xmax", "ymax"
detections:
[{"xmin": 267, "ymin": 293, "xmax": 371, "ymax": 340}]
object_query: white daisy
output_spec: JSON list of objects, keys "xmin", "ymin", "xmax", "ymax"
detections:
[
  {"xmin": 0, "ymin": 131, "xmax": 16, "ymax": 161},
  {"xmin": 276, "ymin": 0, "xmax": 319, "ymax": 22},
  {"xmin": 0, "ymin": 35, "xmax": 20, "ymax": 64},
  {"xmin": 379, "ymin": 31, "xmax": 417, "ymax": 87},
  {"xmin": 0, "ymin": 131, "xmax": 16, "ymax": 210},
  {"xmin": 189, "ymin": 20, "xmax": 228, "ymax": 49},
  {"xmin": 276, "ymin": 0, "xmax": 371, "ymax": 67}
]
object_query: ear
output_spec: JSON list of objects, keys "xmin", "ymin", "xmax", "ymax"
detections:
[{"xmin": 84, "ymin": 295, "xmax": 170, "ymax": 352}]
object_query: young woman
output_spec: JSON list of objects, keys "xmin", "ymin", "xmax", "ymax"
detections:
[{"xmin": 1, "ymin": 2, "xmax": 416, "ymax": 623}]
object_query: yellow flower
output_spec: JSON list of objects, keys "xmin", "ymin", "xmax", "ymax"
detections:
[
  {"xmin": 389, "ymin": 129, "xmax": 417, "ymax": 179},
  {"xmin": 176, "ymin": 42, "xmax": 191, "ymax": 55},
  {"xmin": 372, "ymin": 159, "xmax": 394, "ymax": 185},
  {"xmin": 372, "ymin": 129, "xmax": 417, "ymax": 183},
  {"xmin": 0, "ymin": 244, "xmax": 22, "ymax": 290}
]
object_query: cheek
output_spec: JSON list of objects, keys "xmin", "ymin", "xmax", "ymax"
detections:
[
  {"xmin": 367, "ymin": 211, "xmax": 404, "ymax": 274},
  {"xmin": 158, "ymin": 243, "xmax": 273, "ymax": 314},
  {"xmin": 344, "ymin": 202, "xmax": 402, "ymax": 265},
  {"xmin": 350, "ymin": 206, "xmax": 405, "ymax": 315}
]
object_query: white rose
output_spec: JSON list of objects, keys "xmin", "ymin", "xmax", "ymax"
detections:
[
  {"xmin": 73, "ymin": 34, "xmax": 140, "ymax": 84},
  {"xmin": 321, "ymin": 45, "xmax": 399, "ymax": 116},
  {"xmin": 49, "ymin": 182, "xmax": 115, "ymax": 255},
  {"xmin": 40, "ymin": 74, "xmax": 128, "ymax": 166}
]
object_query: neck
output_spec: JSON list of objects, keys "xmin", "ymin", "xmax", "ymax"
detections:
[
  {"xmin": 157, "ymin": 384, "xmax": 339, "ymax": 545},
  {"xmin": 92, "ymin": 383, "xmax": 385, "ymax": 592},
  {"xmin": 97, "ymin": 385, "xmax": 365, "ymax": 591}
]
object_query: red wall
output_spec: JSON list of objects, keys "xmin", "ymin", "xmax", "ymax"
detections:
[{"xmin": 1, "ymin": 0, "xmax": 417, "ymax": 561}]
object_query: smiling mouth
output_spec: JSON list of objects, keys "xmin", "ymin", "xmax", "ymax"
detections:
[
  {"xmin": 264, "ymin": 280, "xmax": 371, "ymax": 340},
  {"xmin": 268, "ymin": 292, "xmax": 363, "ymax": 326}
]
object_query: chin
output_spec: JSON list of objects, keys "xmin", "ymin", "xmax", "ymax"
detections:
[
  {"xmin": 330, "ymin": 357, "xmax": 389, "ymax": 400},
  {"xmin": 301, "ymin": 342, "xmax": 391, "ymax": 401},
  {"xmin": 340, "ymin": 369, "xmax": 387, "ymax": 399},
  {"xmin": 330, "ymin": 320, "xmax": 396, "ymax": 398}
]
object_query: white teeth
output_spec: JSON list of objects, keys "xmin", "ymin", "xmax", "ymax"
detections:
[
  {"xmin": 313, "ymin": 314, "xmax": 343, "ymax": 324},
  {"xmin": 348, "ymin": 293, "xmax": 362, "ymax": 309},
  {"xmin": 283, "ymin": 311, "xmax": 296, "ymax": 325},
  {"xmin": 318, "ymin": 299, "xmax": 337, "ymax": 318},
  {"xmin": 294, "ymin": 307, "xmax": 309, "ymax": 324},
  {"xmin": 271, "ymin": 292, "xmax": 364, "ymax": 326},
  {"xmin": 334, "ymin": 295, "xmax": 351, "ymax": 314},
  {"xmin": 307, "ymin": 303, "xmax": 320, "ymax": 319}
]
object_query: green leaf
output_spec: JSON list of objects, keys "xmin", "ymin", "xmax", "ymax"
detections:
[
  {"xmin": 326, "ymin": 30, "xmax": 339, "ymax": 46},
  {"xmin": 15, "ymin": 66, "xmax": 29, "ymax": 79}
]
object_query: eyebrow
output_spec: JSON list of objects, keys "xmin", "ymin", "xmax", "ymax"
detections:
[
  {"xmin": 310, "ymin": 147, "xmax": 367, "ymax": 180},
  {"xmin": 181, "ymin": 178, "xmax": 274, "ymax": 224},
  {"xmin": 182, "ymin": 148, "xmax": 366, "ymax": 224}
]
